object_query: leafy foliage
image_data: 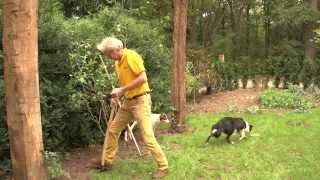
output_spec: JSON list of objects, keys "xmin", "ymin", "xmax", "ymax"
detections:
[
  {"xmin": 45, "ymin": 151, "xmax": 68, "ymax": 179},
  {"xmin": 260, "ymin": 85, "xmax": 314, "ymax": 112},
  {"xmin": 37, "ymin": 5, "xmax": 172, "ymax": 150},
  {"xmin": 185, "ymin": 62, "xmax": 201, "ymax": 97}
]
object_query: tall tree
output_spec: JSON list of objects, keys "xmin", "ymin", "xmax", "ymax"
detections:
[
  {"xmin": 227, "ymin": 0, "xmax": 237, "ymax": 59},
  {"xmin": 264, "ymin": 0, "xmax": 271, "ymax": 58},
  {"xmin": 172, "ymin": 0, "xmax": 188, "ymax": 130},
  {"xmin": 246, "ymin": 0, "xmax": 251, "ymax": 56},
  {"xmin": 3, "ymin": 0, "xmax": 47, "ymax": 179},
  {"xmin": 303, "ymin": 0, "xmax": 318, "ymax": 64}
]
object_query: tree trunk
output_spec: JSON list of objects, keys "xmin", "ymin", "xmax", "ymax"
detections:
[
  {"xmin": 246, "ymin": 1, "xmax": 251, "ymax": 56},
  {"xmin": 264, "ymin": 0, "xmax": 271, "ymax": 58},
  {"xmin": 221, "ymin": 4, "xmax": 226, "ymax": 37},
  {"xmin": 189, "ymin": 0, "xmax": 200, "ymax": 46},
  {"xmin": 303, "ymin": 0, "xmax": 318, "ymax": 64},
  {"xmin": 227, "ymin": 0, "xmax": 237, "ymax": 59},
  {"xmin": 3, "ymin": 0, "xmax": 47, "ymax": 179},
  {"xmin": 172, "ymin": 0, "xmax": 188, "ymax": 129}
]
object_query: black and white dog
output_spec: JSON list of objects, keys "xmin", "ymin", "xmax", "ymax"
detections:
[{"xmin": 206, "ymin": 117, "xmax": 253, "ymax": 144}]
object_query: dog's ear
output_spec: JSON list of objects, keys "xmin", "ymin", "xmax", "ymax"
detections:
[{"xmin": 249, "ymin": 124, "xmax": 253, "ymax": 131}]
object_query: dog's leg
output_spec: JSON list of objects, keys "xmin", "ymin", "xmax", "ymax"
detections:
[
  {"xmin": 226, "ymin": 134, "xmax": 234, "ymax": 144},
  {"xmin": 205, "ymin": 135, "xmax": 212, "ymax": 144},
  {"xmin": 239, "ymin": 130, "xmax": 246, "ymax": 141}
]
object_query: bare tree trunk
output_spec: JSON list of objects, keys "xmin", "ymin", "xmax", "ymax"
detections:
[
  {"xmin": 3, "ymin": 0, "xmax": 47, "ymax": 179},
  {"xmin": 304, "ymin": 0, "xmax": 318, "ymax": 64},
  {"xmin": 172, "ymin": 0, "xmax": 188, "ymax": 130},
  {"xmin": 221, "ymin": 3, "xmax": 226, "ymax": 37},
  {"xmin": 227, "ymin": 0, "xmax": 237, "ymax": 59},
  {"xmin": 264, "ymin": 0, "xmax": 271, "ymax": 58},
  {"xmin": 188, "ymin": 1, "xmax": 198, "ymax": 46},
  {"xmin": 246, "ymin": 1, "xmax": 251, "ymax": 56}
]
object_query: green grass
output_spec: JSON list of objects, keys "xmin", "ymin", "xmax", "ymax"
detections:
[{"xmin": 93, "ymin": 108, "xmax": 320, "ymax": 180}]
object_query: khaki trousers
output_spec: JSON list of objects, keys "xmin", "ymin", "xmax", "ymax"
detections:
[{"xmin": 103, "ymin": 94, "xmax": 169, "ymax": 170}]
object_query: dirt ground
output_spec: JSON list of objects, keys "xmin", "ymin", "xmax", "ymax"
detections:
[
  {"xmin": 61, "ymin": 88, "xmax": 262, "ymax": 180},
  {"xmin": 61, "ymin": 141, "xmax": 149, "ymax": 180},
  {"xmin": 187, "ymin": 88, "xmax": 261, "ymax": 113}
]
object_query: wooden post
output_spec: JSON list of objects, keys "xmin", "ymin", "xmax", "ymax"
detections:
[
  {"xmin": 172, "ymin": 0, "xmax": 188, "ymax": 129},
  {"xmin": 3, "ymin": 0, "xmax": 47, "ymax": 179}
]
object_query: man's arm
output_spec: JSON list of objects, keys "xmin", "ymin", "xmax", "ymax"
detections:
[{"xmin": 111, "ymin": 72, "xmax": 147, "ymax": 98}]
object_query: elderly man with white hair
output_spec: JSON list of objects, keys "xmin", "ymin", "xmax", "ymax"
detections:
[{"xmin": 95, "ymin": 37, "xmax": 169, "ymax": 178}]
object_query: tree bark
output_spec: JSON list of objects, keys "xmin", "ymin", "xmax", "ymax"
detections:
[
  {"xmin": 303, "ymin": 0, "xmax": 318, "ymax": 64},
  {"xmin": 172, "ymin": 0, "xmax": 188, "ymax": 129},
  {"xmin": 227, "ymin": 0, "xmax": 237, "ymax": 59},
  {"xmin": 246, "ymin": 1, "xmax": 251, "ymax": 56},
  {"xmin": 263, "ymin": 0, "xmax": 271, "ymax": 58},
  {"xmin": 3, "ymin": 0, "xmax": 47, "ymax": 179}
]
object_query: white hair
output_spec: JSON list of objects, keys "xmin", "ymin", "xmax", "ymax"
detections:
[{"xmin": 96, "ymin": 37, "xmax": 123, "ymax": 52}]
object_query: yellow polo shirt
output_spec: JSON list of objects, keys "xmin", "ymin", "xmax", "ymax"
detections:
[{"xmin": 115, "ymin": 48, "xmax": 150, "ymax": 99}]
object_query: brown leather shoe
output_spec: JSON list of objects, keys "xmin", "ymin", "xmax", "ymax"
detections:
[
  {"xmin": 152, "ymin": 169, "xmax": 169, "ymax": 179},
  {"xmin": 89, "ymin": 158, "xmax": 112, "ymax": 171},
  {"xmin": 97, "ymin": 164, "xmax": 112, "ymax": 172}
]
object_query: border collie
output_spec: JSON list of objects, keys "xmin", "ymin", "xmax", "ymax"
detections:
[{"xmin": 206, "ymin": 117, "xmax": 253, "ymax": 144}]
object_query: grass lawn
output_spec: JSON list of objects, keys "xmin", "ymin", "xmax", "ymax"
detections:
[{"xmin": 93, "ymin": 108, "xmax": 320, "ymax": 180}]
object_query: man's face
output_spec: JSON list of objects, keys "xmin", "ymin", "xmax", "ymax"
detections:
[{"xmin": 103, "ymin": 48, "xmax": 122, "ymax": 60}]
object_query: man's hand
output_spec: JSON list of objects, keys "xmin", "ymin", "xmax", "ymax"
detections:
[
  {"xmin": 111, "ymin": 87, "xmax": 124, "ymax": 98},
  {"xmin": 111, "ymin": 97, "xmax": 120, "ymax": 107}
]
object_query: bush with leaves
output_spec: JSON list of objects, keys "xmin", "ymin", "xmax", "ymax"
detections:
[
  {"xmin": 37, "ymin": 6, "xmax": 172, "ymax": 150},
  {"xmin": 95, "ymin": 8, "xmax": 172, "ymax": 112},
  {"xmin": 66, "ymin": 41, "xmax": 117, "ymax": 140},
  {"xmin": 260, "ymin": 86, "xmax": 314, "ymax": 112},
  {"xmin": 210, "ymin": 60, "xmax": 238, "ymax": 91},
  {"xmin": 185, "ymin": 62, "xmax": 201, "ymax": 98},
  {"xmin": 45, "ymin": 151, "xmax": 68, "ymax": 179}
]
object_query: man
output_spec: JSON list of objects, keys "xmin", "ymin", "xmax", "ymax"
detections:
[{"xmin": 96, "ymin": 37, "xmax": 169, "ymax": 179}]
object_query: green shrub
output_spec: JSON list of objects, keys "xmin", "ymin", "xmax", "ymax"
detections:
[
  {"xmin": 185, "ymin": 62, "xmax": 201, "ymax": 97},
  {"xmin": 37, "ymin": 6, "xmax": 172, "ymax": 150},
  {"xmin": 260, "ymin": 87, "xmax": 314, "ymax": 112},
  {"xmin": 95, "ymin": 8, "xmax": 171, "ymax": 112},
  {"xmin": 45, "ymin": 151, "xmax": 68, "ymax": 179},
  {"xmin": 211, "ymin": 60, "xmax": 238, "ymax": 90},
  {"xmin": 305, "ymin": 86, "xmax": 320, "ymax": 103}
]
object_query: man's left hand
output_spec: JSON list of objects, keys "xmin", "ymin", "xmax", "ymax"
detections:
[{"xmin": 111, "ymin": 87, "xmax": 124, "ymax": 98}]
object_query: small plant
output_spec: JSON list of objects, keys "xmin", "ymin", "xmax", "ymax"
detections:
[
  {"xmin": 245, "ymin": 106, "xmax": 262, "ymax": 114},
  {"xmin": 45, "ymin": 151, "xmax": 69, "ymax": 179},
  {"xmin": 227, "ymin": 103, "xmax": 238, "ymax": 112},
  {"xmin": 305, "ymin": 85, "xmax": 320, "ymax": 103},
  {"xmin": 287, "ymin": 83, "xmax": 306, "ymax": 97},
  {"xmin": 260, "ymin": 88, "xmax": 314, "ymax": 112}
]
